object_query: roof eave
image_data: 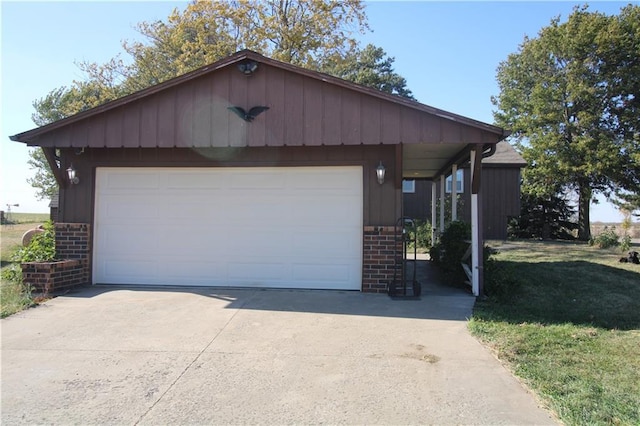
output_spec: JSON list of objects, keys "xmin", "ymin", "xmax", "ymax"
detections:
[{"xmin": 10, "ymin": 49, "xmax": 508, "ymax": 144}]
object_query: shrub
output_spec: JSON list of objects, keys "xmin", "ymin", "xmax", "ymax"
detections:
[
  {"xmin": 483, "ymin": 248, "xmax": 519, "ymax": 300},
  {"xmin": 407, "ymin": 220, "xmax": 432, "ymax": 249},
  {"xmin": 430, "ymin": 221, "xmax": 471, "ymax": 285},
  {"xmin": 14, "ymin": 221, "xmax": 56, "ymax": 263},
  {"xmin": 589, "ymin": 226, "xmax": 620, "ymax": 249}
]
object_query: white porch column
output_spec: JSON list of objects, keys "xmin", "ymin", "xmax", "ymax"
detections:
[
  {"xmin": 431, "ymin": 181, "xmax": 437, "ymax": 244},
  {"xmin": 470, "ymin": 149, "xmax": 481, "ymax": 296},
  {"xmin": 451, "ymin": 164, "xmax": 458, "ymax": 222},
  {"xmin": 439, "ymin": 175, "xmax": 446, "ymax": 233}
]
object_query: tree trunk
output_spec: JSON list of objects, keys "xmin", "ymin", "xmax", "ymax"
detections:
[{"xmin": 577, "ymin": 183, "xmax": 592, "ymax": 241}]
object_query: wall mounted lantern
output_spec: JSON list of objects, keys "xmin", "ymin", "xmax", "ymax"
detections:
[
  {"xmin": 66, "ymin": 164, "xmax": 79, "ymax": 185},
  {"xmin": 376, "ymin": 161, "xmax": 386, "ymax": 185},
  {"xmin": 237, "ymin": 60, "xmax": 258, "ymax": 75}
]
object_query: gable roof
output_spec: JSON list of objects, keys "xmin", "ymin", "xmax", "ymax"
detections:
[
  {"xmin": 483, "ymin": 141, "xmax": 527, "ymax": 166},
  {"xmin": 10, "ymin": 50, "xmax": 507, "ymax": 147}
]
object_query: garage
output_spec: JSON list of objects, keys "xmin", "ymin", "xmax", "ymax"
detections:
[
  {"xmin": 12, "ymin": 50, "xmax": 508, "ymax": 294},
  {"xmin": 93, "ymin": 166, "xmax": 363, "ymax": 290}
]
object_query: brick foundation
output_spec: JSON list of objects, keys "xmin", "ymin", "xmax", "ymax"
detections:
[
  {"xmin": 20, "ymin": 223, "xmax": 91, "ymax": 294},
  {"xmin": 362, "ymin": 226, "xmax": 401, "ymax": 293}
]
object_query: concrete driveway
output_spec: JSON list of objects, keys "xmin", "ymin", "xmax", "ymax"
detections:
[{"xmin": 1, "ymin": 279, "xmax": 556, "ymax": 425}]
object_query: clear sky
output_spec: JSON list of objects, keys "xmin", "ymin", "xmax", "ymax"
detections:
[{"xmin": 1, "ymin": 1, "xmax": 633, "ymax": 221}]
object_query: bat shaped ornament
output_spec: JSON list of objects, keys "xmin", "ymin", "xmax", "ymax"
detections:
[{"xmin": 227, "ymin": 106, "xmax": 270, "ymax": 122}]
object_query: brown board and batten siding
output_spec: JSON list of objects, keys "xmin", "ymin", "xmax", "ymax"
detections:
[
  {"xmin": 403, "ymin": 140, "xmax": 525, "ymax": 239},
  {"xmin": 403, "ymin": 166, "xmax": 523, "ymax": 240},
  {"xmin": 54, "ymin": 145, "xmax": 399, "ymax": 227},
  {"xmin": 22, "ymin": 64, "xmax": 499, "ymax": 150}
]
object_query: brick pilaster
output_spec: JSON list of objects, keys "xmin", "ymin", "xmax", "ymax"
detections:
[
  {"xmin": 54, "ymin": 223, "xmax": 91, "ymax": 286},
  {"xmin": 362, "ymin": 226, "xmax": 401, "ymax": 293}
]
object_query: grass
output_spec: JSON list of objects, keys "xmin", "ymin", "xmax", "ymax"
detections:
[
  {"xmin": 1, "ymin": 213, "xmax": 49, "ymax": 317},
  {"xmin": 470, "ymin": 240, "xmax": 640, "ymax": 426}
]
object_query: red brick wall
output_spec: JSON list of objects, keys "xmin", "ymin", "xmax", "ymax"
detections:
[
  {"xmin": 20, "ymin": 223, "xmax": 92, "ymax": 294},
  {"xmin": 55, "ymin": 223, "xmax": 91, "ymax": 261},
  {"xmin": 21, "ymin": 260, "xmax": 87, "ymax": 294},
  {"xmin": 362, "ymin": 226, "xmax": 401, "ymax": 293}
]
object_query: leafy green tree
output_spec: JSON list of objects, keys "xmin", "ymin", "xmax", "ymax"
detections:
[
  {"xmin": 492, "ymin": 5, "xmax": 640, "ymax": 240},
  {"xmin": 29, "ymin": 1, "xmax": 414, "ymax": 197},
  {"xmin": 614, "ymin": 193, "xmax": 640, "ymax": 218},
  {"xmin": 323, "ymin": 44, "xmax": 414, "ymax": 99},
  {"xmin": 26, "ymin": 148, "xmax": 58, "ymax": 201},
  {"xmin": 82, "ymin": 0, "xmax": 370, "ymax": 92}
]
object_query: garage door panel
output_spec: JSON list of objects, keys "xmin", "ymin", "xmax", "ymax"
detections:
[
  {"xmin": 158, "ymin": 260, "xmax": 223, "ymax": 282},
  {"xmin": 227, "ymin": 262, "xmax": 286, "ymax": 281},
  {"xmin": 94, "ymin": 166, "xmax": 362, "ymax": 290},
  {"xmin": 98, "ymin": 225, "xmax": 160, "ymax": 255},
  {"xmin": 291, "ymin": 230, "xmax": 359, "ymax": 257},
  {"xmin": 103, "ymin": 172, "xmax": 159, "ymax": 190},
  {"xmin": 229, "ymin": 171, "xmax": 287, "ymax": 190},
  {"xmin": 100, "ymin": 195, "xmax": 164, "ymax": 221},
  {"xmin": 292, "ymin": 263, "xmax": 351, "ymax": 282},
  {"xmin": 292, "ymin": 170, "xmax": 358, "ymax": 191},
  {"xmin": 167, "ymin": 172, "xmax": 222, "ymax": 189},
  {"xmin": 100, "ymin": 260, "xmax": 158, "ymax": 282}
]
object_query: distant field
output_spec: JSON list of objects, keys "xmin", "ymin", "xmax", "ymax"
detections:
[
  {"xmin": 1, "ymin": 214, "xmax": 49, "ymax": 266},
  {"xmin": 591, "ymin": 222, "xmax": 640, "ymax": 239},
  {"xmin": 1, "ymin": 212, "xmax": 49, "ymax": 224}
]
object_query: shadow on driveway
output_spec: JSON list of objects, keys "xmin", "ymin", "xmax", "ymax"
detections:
[{"xmin": 61, "ymin": 260, "xmax": 476, "ymax": 321}]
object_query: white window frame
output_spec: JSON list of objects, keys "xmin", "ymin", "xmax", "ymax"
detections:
[
  {"xmin": 402, "ymin": 179, "xmax": 415, "ymax": 193},
  {"xmin": 445, "ymin": 169, "xmax": 464, "ymax": 193}
]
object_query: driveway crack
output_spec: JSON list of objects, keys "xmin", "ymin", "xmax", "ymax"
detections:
[{"xmin": 133, "ymin": 290, "xmax": 258, "ymax": 425}]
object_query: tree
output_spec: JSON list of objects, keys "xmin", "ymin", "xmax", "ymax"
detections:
[
  {"xmin": 508, "ymin": 192, "xmax": 578, "ymax": 240},
  {"xmin": 26, "ymin": 148, "xmax": 58, "ymax": 201},
  {"xmin": 29, "ymin": 1, "xmax": 414, "ymax": 198},
  {"xmin": 614, "ymin": 193, "xmax": 640, "ymax": 218},
  {"xmin": 492, "ymin": 5, "xmax": 640, "ymax": 240},
  {"xmin": 83, "ymin": 0, "xmax": 370, "ymax": 92},
  {"xmin": 323, "ymin": 44, "xmax": 414, "ymax": 99}
]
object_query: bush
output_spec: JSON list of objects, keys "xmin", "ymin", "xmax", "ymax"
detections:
[
  {"xmin": 1, "ymin": 221, "xmax": 56, "ymax": 317},
  {"xmin": 407, "ymin": 220, "xmax": 432, "ymax": 249},
  {"xmin": 589, "ymin": 226, "xmax": 620, "ymax": 249},
  {"xmin": 430, "ymin": 221, "xmax": 471, "ymax": 285},
  {"xmin": 14, "ymin": 221, "xmax": 56, "ymax": 262},
  {"xmin": 483, "ymin": 249, "xmax": 519, "ymax": 300}
]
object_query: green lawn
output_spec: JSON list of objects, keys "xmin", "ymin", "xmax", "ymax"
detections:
[
  {"xmin": 1, "ymin": 214, "xmax": 49, "ymax": 317},
  {"xmin": 470, "ymin": 240, "xmax": 640, "ymax": 426}
]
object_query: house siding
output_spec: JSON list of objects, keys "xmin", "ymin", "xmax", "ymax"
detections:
[
  {"xmin": 28, "ymin": 63, "xmax": 500, "ymax": 150},
  {"xmin": 403, "ymin": 167, "xmax": 522, "ymax": 240},
  {"xmin": 56, "ymin": 145, "xmax": 400, "ymax": 227}
]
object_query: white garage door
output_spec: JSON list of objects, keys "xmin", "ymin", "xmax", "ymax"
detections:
[{"xmin": 93, "ymin": 167, "xmax": 363, "ymax": 290}]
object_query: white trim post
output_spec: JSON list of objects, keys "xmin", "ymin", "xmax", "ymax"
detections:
[
  {"xmin": 470, "ymin": 149, "xmax": 481, "ymax": 296},
  {"xmin": 451, "ymin": 164, "xmax": 458, "ymax": 222},
  {"xmin": 431, "ymin": 180, "xmax": 437, "ymax": 244},
  {"xmin": 439, "ymin": 175, "xmax": 445, "ymax": 233}
]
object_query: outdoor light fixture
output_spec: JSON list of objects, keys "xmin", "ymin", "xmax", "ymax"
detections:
[
  {"xmin": 237, "ymin": 60, "xmax": 258, "ymax": 75},
  {"xmin": 66, "ymin": 164, "xmax": 79, "ymax": 185},
  {"xmin": 376, "ymin": 161, "xmax": 386, "ymax": 185}
]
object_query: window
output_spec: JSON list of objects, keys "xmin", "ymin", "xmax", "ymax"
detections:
[
  {"xmin": 402, "ymin": 180, "xmax": 415, "ymax": 193},
  {"xmin": 445, "ymin": 169, "xmax": 464, "ymax": 193}
]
